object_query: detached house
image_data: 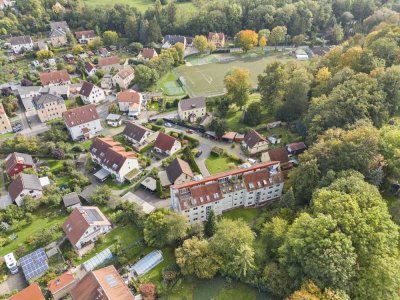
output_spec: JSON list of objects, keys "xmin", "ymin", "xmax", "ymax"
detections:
[
  {"xmin": 208, "ymin": 32, "xmax": 225, "ymax": 47},
  {"xmin": 90, "ymin": 137, "xmax": 139, "ymax": 183},
  {"xmin": 75, "ymin": 30, "xmax": 96, "ymax": 44},
  {"xmin": 117, "ymin": 90, "xmax": 142, "ymax": 117},
  {"xmin": 9, "ymin": 173, "xmax": 43, "ymax": 206},
  {"xmin": 34, "ymin": 94, "xmax": 67, "ymax": 123},
  {"xmin": 138, "ymin": 48, "xmax": 158, "ymax": 61},
  {"xmin": 261, "ymin": 148, "xmax": 293, "ymax": 170},
  {"xmin": 70, "ymin": 265, "xmax": 135, "ymax": 300},
  {"xmin": 286, "ymin": 142, "xmax": 307, "ymax": 155},
  {"xmin": 112, "ymin": 65, "xmax": 134, "ymax": 90},
  {"xmin": 98, "ymin": 56, "xmax": 121, "ymax": 72},
  {"xmin": 63, "ymin": 104, "xmax": 102, "ymax": 141},
  {"xmin": 62, "ymin": 206, "xmax": 111, "ymax": 251},
  {"xmin": 9, "ymin": 283, "xmax": 45, "ymax": 300},
  {"xmin": 154, "ymin": 132, "xmax": 181, "ymax": 155},
  {"xmin": 242, "ymin": 129, "xmax": 269, "ymax": 154},
  {"xmin": 4, "ymin": 152, "xmax": 35, "ymax": 177},
  {"xmin": 178, "ymin": 96, "xmax": 206, "ymax": 122},
  {"xmin": 84, "ymin": 62, "xmax": 97, "ymax": 77},
  {"xmin": 10, "ymin": 36, "xmax": 34, "ymax": 53},
  {"xmin": 122, "ymin": 122, "xmax": 158, "ymax": 150},
  {"xmin": 49, "ymin": 21, "xmax": 70, "ymax": 47},
  {"xmin": 39, "ymin": 70, "xmax": 70, "ymax": 86},
  {"xmin": 0, "ymin": 103, "xmax": 12, "ymax": 135},
  {"xmin": 159, "ymin": 158, "xmax": 193, "ymax": 188},
  {"xmin": 79, "ymin": 81, "xmax": 106, "ymax": 104},
  {"xmin": 47, "ymin": 271, "xmax": 76, "ymax": 300},
  {"xmin": 162, "ymin": 35, "xmax": 186, "ymax": 49}
]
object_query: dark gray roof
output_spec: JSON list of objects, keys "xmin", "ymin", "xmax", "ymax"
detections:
[
  {"xmin": 34, "ymin": 93, "xmax": 64, "ymax": 109},
  {"xmin": 80, "ymin": 81, "xmax": 95, "ymax": 98},
  {"xmin": 50, "ymin": 21, "xmax": 69, "ymax": 32},
  {"xmin": 10, "ymin": 36, "xmax": 32, "ymax": 46},
  {"xmin": 122, "ymin": 122, "xmax": 152, "ymax": 142},
  {"xmin": 166, "ymin": 158, "xmax": 193, "ymax": 183},
  {"xmin": 9, "ymin": 173, "xmax": 43, "ymax": 201},
  {"xmin": 62, "ymin": 192, "xmax": 81, "ymax": 207},
  {"xmin": 244, "ymin": 129, "xmax": 266, "ymax": 149},
  {"xmin": 163, "ymin": 35, "xmax": 186, "ymax": 45},
  {"xmin": 179, "ymin": 96, "xmax": 206, "ymax": 111}
]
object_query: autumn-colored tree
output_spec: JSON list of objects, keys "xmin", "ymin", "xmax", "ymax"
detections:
[
  {"xmin": 224, "ymin": 68, "xmax": 252, "ymax": 110},
  {"xmin": 208, "ymin": 41, "xmax": 216, "ymax": 52},
  {"xmin": 235, "ymin": 30, "xmax": 258, "ymax": 52},
  {"xmin": 140, "ymin": 283, "xmax": 156, "ymax": 300},
  {"xmin": 72, "ymin": 44, "xmax": 84, "ymax": 55},
  {"xmin": 259, "ymin": 36, "xmax": 267, "ymax": 49},
  {"xmin": 193, "ymin": 35, "xmax": 208, "ymax": 53},
  {"xmin": 36, "ymin": 49, "xmax": 54, "ymax": 60}
]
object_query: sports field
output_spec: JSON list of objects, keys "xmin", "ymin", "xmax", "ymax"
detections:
[
  {"xmin": 175, "ymin": 52, "xmax": 294, "ymax": 97},
  {"xmin": 84, "ymin": 0, "xmax": 195, "ymax": 12}
]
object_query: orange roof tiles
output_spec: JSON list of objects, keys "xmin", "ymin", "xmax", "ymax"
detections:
[
  {"xmin": 48, "ymin": 271, "xmax": 75, "ymax": 294},
  {"xmin": 9, "ymin": 283, "xmax": 45, "ymax": 300}
]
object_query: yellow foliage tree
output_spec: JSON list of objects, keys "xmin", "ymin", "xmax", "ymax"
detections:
[{"xmin": 236, "ymin": 30, "xmax": 258, "ymax": 52}]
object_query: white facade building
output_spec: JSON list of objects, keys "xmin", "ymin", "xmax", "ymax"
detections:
[
  {"xmin": 63, "ymin": 104, "xmax": 102, "ymax": 141},
  {"xmin": 10, "ymin": 36, "xmax": 34, "ymax": 54},
  {"xmin": 79, "ymin": 81, "xmax": 105, "ymax": 104}
]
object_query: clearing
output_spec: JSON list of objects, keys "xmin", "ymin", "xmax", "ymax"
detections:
[{"xmin": 83, "ymin": 0, "xmax": 195, "ymax": 13}]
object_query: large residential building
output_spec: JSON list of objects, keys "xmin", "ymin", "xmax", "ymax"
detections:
[
  {"xmin": 138, "ymin": 48, "xmax": 158, "ymax": 61},
  {"xmin": 98, "ymin": 56, "xmax": 121, "ymax": 72},
  {"xmin": 159, "ymin": 158, "xmax": 194, "ymax": 188},
  {"xmin": 49, "ymin": 21, "xmax": 70, "ymax": 47},
  {"xmin": 112, "ymin": 65, "xmax": 135, "ymax": 90},
  {"xmin": 178, "ymin": 96, "xmax": 206, "ymax": 122},
  {"xmin": 15, "ymin": 86, "xmax": 41, "ymax": 112},
  {"xmin": 122, "ymin": 122, "xmax": 158, "ymax": 150},
  {"xmin": 242, "ymin": 129, "xmax": 269, "ymax": 155},
  {"xmin": 63, "ymin": 104, "xmax": 102, "ymax": 141},
  {"xmin": 4, "ymin": 152, "xmax": 35, "ymax": 177},
  {"xmin": 117, "ymin": 90, "xmax": 142, "ymax": 117},
  {"xmin": 79, "ymin": 81, "xmax": 106, "ymax": 104},
  {"xmin": 10, "ymin": 36, "xmax": 34, "ymax": 53},
  {"xmin": 9, "ymin": 283, "xmax": 45, "ymax": 300},
  {"xmin": 70, "ymin": 265, "xmax": 135, "ymax": 300},
  {"xmin": 34, "ymin": 94, "xmax": 67, "ymax": 123},
  {"xmin": 9, "ymin": 173, "xmax": 43, "ymax": 206},
  {"xmin": 208, "ymin": 32, "xmax": 225, "ymax": 47},
  {"xmin": 62, "ymin": 206, "xmax": 112, "ymax": 251},
  {"xmin": 90, "ymin": 137, "xmax": 139, "ymax": 183},
  {"xmin": 39, "ymin": 70, "xmax": 71, "ymax": 86},
  {"xmin": 154, "ymin": 132, "xmax": 181, "ymax": 156},
  {"xmin": 75, "ymin": 30, "xmax": 96, "ymax": 44},
  {"xmin": 0, "ymin": 103, "xmax": 12, "ymax": 134},
  {"xmin": 171, "ymin": 162, "xmax": 284, "ymax": 223}
]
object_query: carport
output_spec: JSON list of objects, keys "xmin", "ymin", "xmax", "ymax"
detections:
[
  {"xmin": 94, "ymin": 168, "xmax": 110, "ymax": 182},
  {"xmin": 141, "ymin": 177, "xmax": 157, "ymax": 192}
]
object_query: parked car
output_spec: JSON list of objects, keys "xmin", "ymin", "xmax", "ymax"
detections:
[
  {"xmin": 195, "ymin": 149, "xmax": 203, "ymax": 158},
  {"xmin": 186, "ymin": 129, "xmax": 194, "ymax": 134},
  {"xmin": 165, "ymin": 122, "xmax": 172, "ymax": 128}
]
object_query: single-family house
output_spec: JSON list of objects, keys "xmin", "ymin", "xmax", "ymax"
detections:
[
  {"xmin": 4, "ymin": 152, "xmax": 35, "ymax": 177},
  {"xmin": 70, "ymin": 265, "xmax": 135, "ymax": 300},
  {"xmin": 49, "ymin": 21, "xmax": 70, "ymax": 47},
  {"xmin": 100, "ymin": 74, "xmax": 113, "ymax": 90},
  {"xmin": 9, "ymin": 283, "xmax": 45, "ymax": 300},
  {"xmin": 75, "ymin": 30, "xmax": 96, "ymax": 44},
  {"xmin": 10, "ymin": 36, "xmax": 34, "ymax": 53},
  {"xmin": 159, "ymin": 158, "xmax": 193, "ymax": 187},
  {"xmin": 90, "ymin": 137, "xmax": 139, "ymax": 183},
  {"xmin": 9, "ymin": 173, "xmax": 43, "ymax": 206},
  {"xmin": 261, "ymin": 148, "xmax": 293, "ymax": 170},
  {"xmin": 62, "ymin": 206, "xmax": 112, "ymax": 250},
  {"xmin": 0, "ymin": 103, "xmax": 12, "ymax": 135},
  {"xmin": 178, "ymin": 96, "xmax": 206, "ymax": 122},
  {"xmin": 154, "ymin": 132, "xmax": 181, "ymax": 155},
  {"xmin": 98, "ymin": 47, "xmax": 110, "ymax": 57},
  {"xmin": 242, "ymin": 129, "xmax": 269, "ymax": 154},
  {"xmin": 62, "ymin": 192, "xmax": 81, "ymax": 209},
  {"xmin": 34, "ymin": 94, "xmax": 67, "ymax": 123},
  {"xmin": 84, "ymin": 62, "xmax": 97, "ymax": 77},
  {"xmin": 39, "ymin": 70, "xmax": 71, "ymax": 86},
  {"xmin": 63, "ymin": 104, "xmax": 102, "ymax": 141},
  {"xmin": 117, "ymin": 90, "xmax": 142, "ymax": 117},
  {"xmin": 98, "ymin": 56, "xmax": 121, "ymax": 72},
  {"xmin": 286, "ymin": 142, "xmax": 307, "ymax": 155},
  {"xmin": 79, "ymin": 81, "xmax": 106, "ymax": 104},
  {"xmin": 106, "ymin": 114, "xmax": 122, "ymax": 127},
  {"xmin": 208, "ymin": 32, "xmax": 225, "ymax": 47},
  {"xmin": 138, "ymin": 48, "xmax": 158, "ymax": 61},
  {"xmin": 47, "ymin": 271, "xmax": 76, "ymax": 300},
  {"xmin": 122, "ymin": 122, "xmax": 158, "ymax": 150},
  {"xmin": 112, "ymin": 65, "xmax": 134, "ymax": 90},
  {"xmin": 162, "ymin": 35, "xmax": 186, "ymax": 49}
]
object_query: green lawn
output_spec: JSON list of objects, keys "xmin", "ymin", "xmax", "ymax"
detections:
[
  {"xmin": 205, "ymin": 154, "xmax": 239, "ymax": 175},
  {"xmin": 84, "ymin": 0, "xmax": 195, "ymax": 12},
  {"xmin": 158, "ymin": 71, "xmax": 186, "ymax": 97},
  {"xmin": 175, "ymin": 51, "xmax": 294, "ymax": 97},
  {"xmin": 222, "ymin": 207, "xmax": 259, "ymax": 224},
  {"xmin": 79, "ymin": 139, "xmax": 92, "ymax": 150},
  {"xmin": 0, "ymin": 132, "xmax": 14, "ymax": 140},
  {"xmin": 0, "ymin": 210, "xmax": 68, "ymax": 256}
]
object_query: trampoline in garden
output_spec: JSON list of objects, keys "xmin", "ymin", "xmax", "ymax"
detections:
[{"xmin": 130, "ymin": 250, "xmax": 163, "ymax": 277}]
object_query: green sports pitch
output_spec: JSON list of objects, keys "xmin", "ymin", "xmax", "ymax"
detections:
[{"xmin": 174, "ymin": 52, "xmax": 294, "ymax": 97}]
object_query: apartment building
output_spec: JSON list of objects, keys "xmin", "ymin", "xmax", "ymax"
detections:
[
  {"xmin": 35, "ymin": 94, "xmax": 67, "ymax": 122},
  {"xmin": 0, "ymin": 103, "xmax": 12, "ymax": 134},
  {"xmin": 171, "ymin": 161, "xmax": 284, "ymax": 223}
]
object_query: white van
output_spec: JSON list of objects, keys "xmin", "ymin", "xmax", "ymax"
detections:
[{"xmin": 4, "ymin": 253, "xmax": 18, "ymax": 275}]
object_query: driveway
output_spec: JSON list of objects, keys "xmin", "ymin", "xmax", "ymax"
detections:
[
  {"xmin": 0, "ymin": 272, "xmax": 27, "ymax": 295},
  {"xmin": 131, "ymin": 188, "xmax": 170, "ymax": 209}
]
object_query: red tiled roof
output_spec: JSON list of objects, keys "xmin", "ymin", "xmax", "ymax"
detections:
[
  {"xmin": 98, "ymin": 56, "xmax": 120, "ymax": 67},
  {"xmin": 117, "ymin": 90, "xmax": 141, "ymax": 103},
  {"xmin": 9, "ymin": 283, "xmax": 45, "ymax": 300},
  {"xmin": 79, "ymin": 80, "xmax": 95, "ymax": 97},
  {"xmin": 40, "ymin": 70, "xmax": 70, "ymax": 86},
  {"xmin": 154, "ymin": 132, "xmax": 177, "ymax": 152},
  {"xmin": 208, "ymin": 32, "xmax": 225, "ymax": 41},
  {"xmin": 115, "ymin": 66, "xmax": 134, "ymax": 79},
  {"xmin": 4, "ymin": 152, "xmax": 34, "ymax": 176},
  {"xmin": 267, "ymin": 148, "xmax": 290, "ymax": 164},
  {"xmin": 48, "ymin": 271, "xmax": 75, "ymax": 294},
  {"xmin": 141, "ymin": 48, "xmax": 157, "ymax": 59},
  {"xmin": 63, "ymin": 104, "xmax": 99, "ymax": 127},
  {"xmin": 85, "ymin": 62, "xmax": 96, "ymax": 72},
  {"xmin": 286, "ymin": 142, "xmax": 307, "ymax": 151}
]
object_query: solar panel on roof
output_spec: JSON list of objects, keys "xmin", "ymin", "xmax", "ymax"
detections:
[
  {"xmin": 105, "ymin": 274, "xmax": 119, "ymax": 288},
  {"xmin": 85, "ymin": 209, "xmax": 103, "ymax": 222},
  {"xmin": 19, "ymin": 248, "xmax": 48, "ymax": 281}
]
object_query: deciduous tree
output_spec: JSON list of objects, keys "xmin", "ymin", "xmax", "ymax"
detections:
[
  {"xmin": 193, "ymin": 35, "xmax": 208, "ymax": 53},
  {"xmin": 235, "ymin": 30, "xmax": 258, "ymax": 52},
  {"xmin": 224, "ymin": 68, "xmax": 251, "ymax": 110}
]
